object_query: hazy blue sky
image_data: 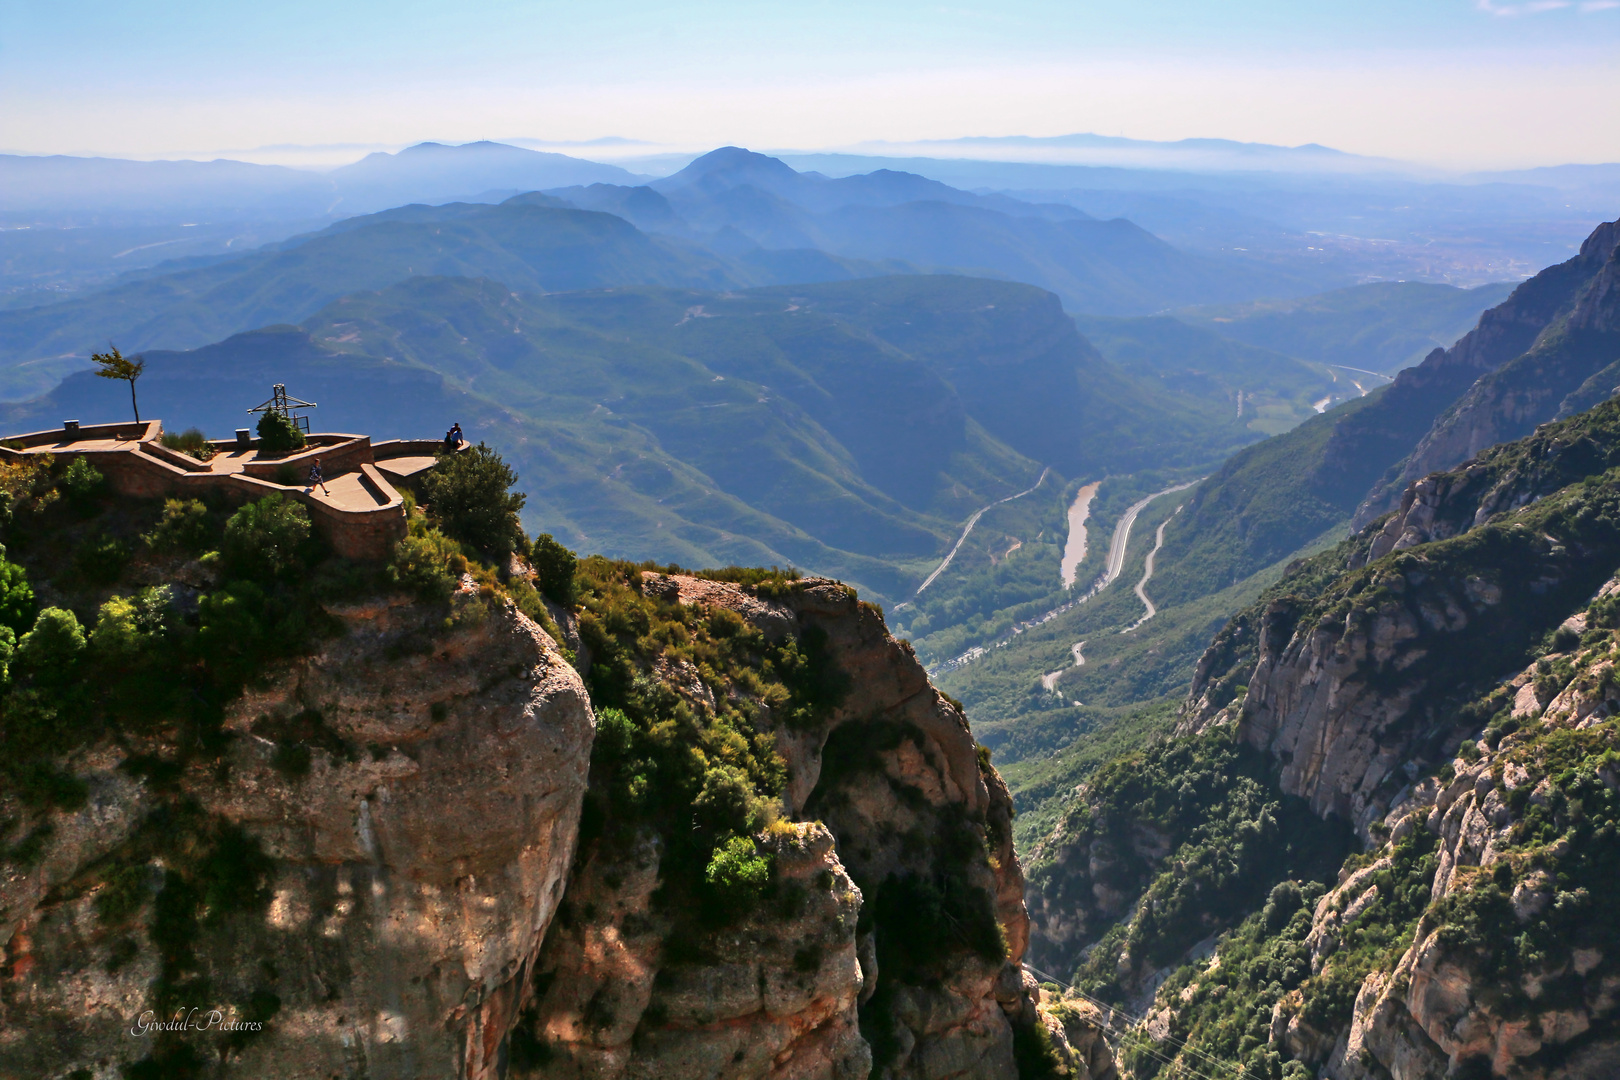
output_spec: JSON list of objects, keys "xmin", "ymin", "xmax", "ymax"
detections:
[{"xmin": 2, "ymin": 0, "xmax": 1618, "ymax": 168}]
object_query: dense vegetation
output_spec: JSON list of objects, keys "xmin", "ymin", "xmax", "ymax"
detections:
[{"xmin": 567, "ymin": 555, "xmax": 844, "ymax": 926}]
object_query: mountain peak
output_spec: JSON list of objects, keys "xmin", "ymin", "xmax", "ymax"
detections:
[{"xmin": 655, "ymin": 146, "xmax": 802, "ymax": 190}]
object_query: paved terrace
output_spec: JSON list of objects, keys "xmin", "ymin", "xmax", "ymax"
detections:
[{"xmin": 0, "ymin": 420, "xmax": 455, "ymax": 560}]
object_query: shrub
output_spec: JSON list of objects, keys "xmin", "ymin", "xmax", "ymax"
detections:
[
  {"xmin": 159, "ymin": 428, "xmax": 214, "ymax": 461},
  {"xmin": 0, "ymin": 555, "xmax": 36, "ymax": 633},
  {"xmin": 18, "ymin": 606, "xmax": 86, "ymax": 681},
  {"xmin": 419, "ymin": 442, "xmax": 526, "ymax": 555},
  {"xmin": 704, "ymin": 836, "xmax": 772, "ymax": 917},
  {"xmin": 145, "ymin": 498, "xmax": 213, "ymax": 554},
  {"xmin": 255, "ymin": 411, "xmax": 305, "ymax": 454},
  {"xmin": 531, "ymin": 532, "xmax": 577, "ymax": 605},
  {"xmin": 59, "ymin": 456, "xmax": 104, "ymax": 506},
  {"xmin": 388, "ymin": 530, "xmax": 465, "ymax": 601},
  {"xmin": 91, "ymin": 586, "xmax": 173, "ymax": 660},
  {"xmin": 222, "ymin": 495, "xmax": 311, "ymax": 579}
]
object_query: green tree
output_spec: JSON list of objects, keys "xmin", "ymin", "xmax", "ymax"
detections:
[
  {"xmin": 145, "ymin": 498, "xmax": 213, "ymax": 555},
  {"xmin": 222, "ymin": 495, "xmax": 312, "ymax": 580},
  {"xmin": 420, "ymin": 442, "xmax": 527, "ymax": 555},
  {"xmin": 530, "ymin": 532, "xmax": 576, "ymax": 605},
  {"xmin": 19, "ymin": 607, "xmax": 87, "ymax": 682},
  {"xmin": 255, "ymin": 411, "xmax": 306, "ymax": 454},
  {"xmin": 90, "ymin": 346, "xmax": 145, "ymax": 423},
  {"xmin": 388, "ymin": 531, "xmax": 464, "ymax": 601},
  {"xmin": 0, "ymin": 554, "xmax": 36, "ymax": 634}
]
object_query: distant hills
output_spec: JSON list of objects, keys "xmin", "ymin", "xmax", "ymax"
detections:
[
  {"xmin": 0, "ymin": 140, "xmax": 639, "ymax": 226},
  {"xmin": 0, "ymin": 148, "xmax": 1364, "ymax": 393},
  {"xmin": 4, "ymin": 273, "xmax": 1318, "ymax": 603},
  {"xmin": 1177, "ymin": 280, "xmax": 1517, "ymax": 375}
]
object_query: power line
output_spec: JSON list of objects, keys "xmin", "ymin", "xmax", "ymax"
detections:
[{"xmin": 1022, "ymin": 962, "xmax": 1244, "ymax": 1080}]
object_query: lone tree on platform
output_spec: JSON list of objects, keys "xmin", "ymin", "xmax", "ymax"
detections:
[{"xmin": 90, "ymin": 346, "xmax": 145, "ymax": 422}]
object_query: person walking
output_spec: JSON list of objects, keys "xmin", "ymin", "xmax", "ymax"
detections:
[{"xmin": 307, "ymin": 456, "xmax": 329, "ymax": 495}]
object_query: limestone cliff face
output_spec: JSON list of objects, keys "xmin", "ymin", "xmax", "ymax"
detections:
[
  {"xmin": 1353, "ymin": 218, "xmax": 1620, "ymax": 530},
  {"xmin": 1183, "ymin": 426, "xmax": 1620, "ymax": 835},
  {"xmin": 1, "ymin": 566, "xmax": 1085, "ymax": 1080},
  {"xmin": 0, "ymin": 587, "xmax": 595, "ymax": 1079},
  {"xmin": 1272, "ymin": 609, "xmax": 1620, "ymax": 1079},
  {"xmin": 518, "ymin": 575, "xmax": 1047, "ymax": 1080}
]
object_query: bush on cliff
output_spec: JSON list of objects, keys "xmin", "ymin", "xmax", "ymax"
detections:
[
  {"xmin": 0, "ymin": 552, "xmax": 36, "ymax": 633},
  {"xmin": 18, "ymin": 606, "xmax": 86, "ymax": 683},
  {"xmin": 389, "ymin": 529, "xmax": 467, "ymax": 601},
  {"xmin": 222, "ymin": 494, "xmax": 312, "ymax": 580},
  {"xmin": 144, "ymin": 498, "xmax": 212, "ymax": 555},
  {"xmin": 420, "ymin": 442, "xmax": 526, "ymax": 556},
  {"xmin": 530, "ymin": 532, "xmax": 576, "ymax": 605}
]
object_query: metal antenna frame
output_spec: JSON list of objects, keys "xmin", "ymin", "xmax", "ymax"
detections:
[{"xmin": 248, "ymin": 383, "xmax": 318, "ymax": 433}]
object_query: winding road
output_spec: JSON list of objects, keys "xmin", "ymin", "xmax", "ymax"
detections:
[
  {"xmin": 928, "ymin": 478, "xmax": 1201, "ymax": 676},
  {"xmin": 914, "ymin": 467, "xmax": 1050, "ymax": 596},
  {"xmin": 1123, "ymin": 505, "xmax": 1183, "ymax": 633}
]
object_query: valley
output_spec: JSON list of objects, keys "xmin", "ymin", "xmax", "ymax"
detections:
[{"xmin": 4, "ymin": 131, "xmax": 1618, "ymax": 1080}]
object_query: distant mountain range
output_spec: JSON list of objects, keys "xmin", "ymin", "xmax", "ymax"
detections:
[
  {"xmin": 0, "ymin": 147, "xmax": 1356, "ymax": 396},
  {"xmin": 2, "ymin": 274, "xmax": 1306, "ymax": 602},
  {"xmin": 0, "ymin": 140, "xmax": 639, "ymax": 226}
]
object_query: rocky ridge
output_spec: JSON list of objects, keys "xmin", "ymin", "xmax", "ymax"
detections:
[
  {"xmin": 1352, "ymin": 218, "xmax": 1620, "ymax": 530},
  {"xmin": 1, "ymin": 543, "xmax": 1112, "ymax": 1078},
  {"xmin": 1019, "ymin": 391, "xmax": 1620, "ymax": 1079},
  {"xmin": 517, "ymin": 572, "xmax": 1070, "ymax": 1080}
]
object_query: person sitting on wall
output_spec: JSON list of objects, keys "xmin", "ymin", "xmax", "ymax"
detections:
[
  {"xmin": 307, "ymin": 456, "xmax": 329, "ymax": 495},
  {"xmin": 444, "ymin": 423, "xmax": 465, "ymax": 451}
]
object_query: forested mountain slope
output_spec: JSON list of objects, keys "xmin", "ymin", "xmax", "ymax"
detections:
[
  {"xmin": 1021, "ymin": 395, "xmax": 1620, "ymax": 1080},
  {"xmin": 1136, "ymin": 217, "xmax": 1620, "ymax": 616},
  {"xmin": 4, "ymin": 275, "xmax": 1289, "ymax": 606}
]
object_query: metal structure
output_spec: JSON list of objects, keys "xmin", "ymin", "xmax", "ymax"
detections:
[{"xmin": 248, "ymin": 384, "xmax": 317, "ymax": 433}]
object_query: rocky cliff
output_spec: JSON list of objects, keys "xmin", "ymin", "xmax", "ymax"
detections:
[
  {"xmin": 0, "ymin": 505, "xmax": 1100, "ymax": 1079},
  {"xmin": 1019, "ymin": 393, "xmax": 1620, "ymax": 1079},
  {"xmin": 1186, "ymin": 394, "xmax": 1620, "ymax": 834},
  {"xmin": 1352, "ymin": 218, "xmax": 1620, "ymax": 530},
  {"xmin": 513, "ymin": 570, "xmax": 1060, "ymax": 1080},
  {"xmin": 0, "ymin": 582, "xmax": 595, "ymax": 1079}
]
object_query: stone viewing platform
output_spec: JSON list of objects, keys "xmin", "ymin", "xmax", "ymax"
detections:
[{"xmin": 0, "ymin": 419, "xmax": 456, "ymax": 560}]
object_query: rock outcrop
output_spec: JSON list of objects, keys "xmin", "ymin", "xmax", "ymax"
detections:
[
  {"xmin": 1, "ymin": 553, "xmax": 1067, "ymax": 1079},
  {"xmin": 0, "ymin": 586, "xmax": 596, "ymax": 1079},
  {"xmin": 517, "ymin": 574, "xmax": 1046, "ymax": 1080},
  {"xmin": 1183, "ymin": 420, "xmax": 1620, "ymax": 835},
  {"xmin": 1282, "ymin": 621, "xmax": 1620, "ymax": 1079}
]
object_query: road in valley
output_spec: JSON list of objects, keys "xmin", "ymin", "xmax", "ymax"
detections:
[
  {"xmin": 1123, "ymin": 505, "xmax": 1183, "ymax": 633},
  {"xmin": 912, "ymin": 467, "xmax": 1051, "ymax": 597},
  {"xmin": 928, "ymin": 478, "xmax": 1200, "ymax": 676}
]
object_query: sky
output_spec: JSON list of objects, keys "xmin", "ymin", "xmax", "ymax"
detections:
[{"xmin": 1, "ymin": 0, "xmax": 1618, "ymax": 170}]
